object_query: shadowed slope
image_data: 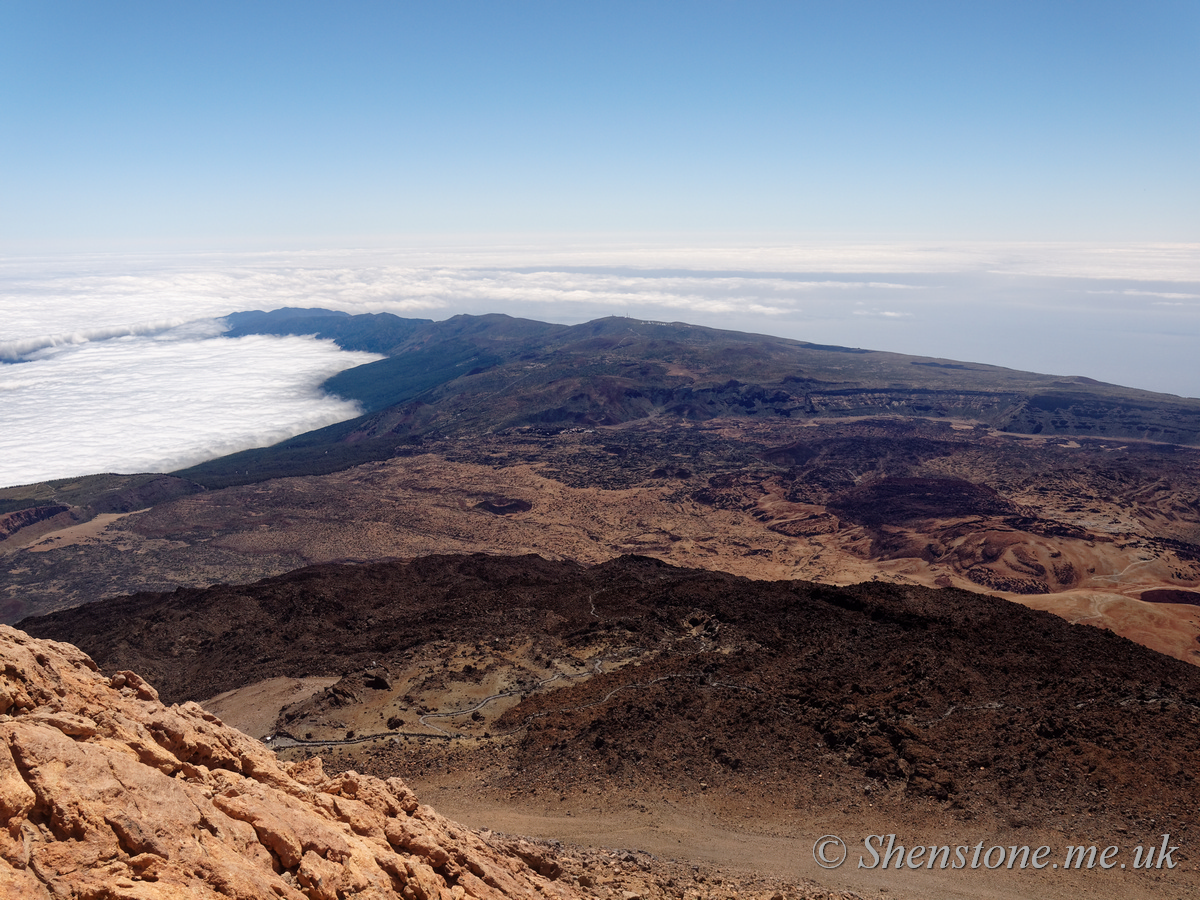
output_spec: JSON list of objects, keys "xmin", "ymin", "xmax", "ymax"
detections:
[{"xmin": 19, "ymin": 554, "xmax": 1200, "ymax": 841}]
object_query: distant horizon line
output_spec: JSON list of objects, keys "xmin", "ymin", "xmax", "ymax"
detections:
[{"xmin": 3, "ymin": 239, "xmax": 1199, "ymax": 284}]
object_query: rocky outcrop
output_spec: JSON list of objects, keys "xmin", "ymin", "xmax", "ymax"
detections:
[
  {"xmin": 0, "ymin": 507, "xmax": 71, "ymax": 541},
  {"xmin": 0, "ymin": 624, "xmax": 582, "ymax": 900}
]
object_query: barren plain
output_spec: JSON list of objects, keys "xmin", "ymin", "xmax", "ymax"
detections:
[{"xmin": 5, "ymin": 417, "xmax": 1200, "ymax": 665}]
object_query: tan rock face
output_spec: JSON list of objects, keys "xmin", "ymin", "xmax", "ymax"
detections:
[{"xmin": 0, "ymin": 625, "xmax": 583, "ymax": 900}]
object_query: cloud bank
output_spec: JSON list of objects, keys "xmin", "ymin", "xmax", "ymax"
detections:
[{"xmin": 0, "ymin": 329, "xmax": 381, "ymax": 488}]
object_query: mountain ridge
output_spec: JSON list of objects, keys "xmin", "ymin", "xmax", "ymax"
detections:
[{"xmin": 163, "ymin": 310, "xmax": 1200, "ymax": 492}]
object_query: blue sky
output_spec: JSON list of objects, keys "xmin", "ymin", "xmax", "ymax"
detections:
[{"xmin": 2, "ymin": 1, "xmax": 1197, "ymax": 248}]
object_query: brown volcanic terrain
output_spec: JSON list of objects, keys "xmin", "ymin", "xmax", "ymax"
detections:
[
  {"xmin": 6, "ymin": 310, "xmax": 1200, "ymax": 898},
  {"xmin": 17, "ymin": 554, "xmax": 1200, "ymax": 898},
  {"xmin": 4, "ymin": 417, "xmax": 1199, "ymax": 665},
  {"xmin": 1, "ymin": 625, "xmax": 858, "ymax": 900}
]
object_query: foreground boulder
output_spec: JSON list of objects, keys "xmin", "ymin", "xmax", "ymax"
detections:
[{"xmin": 0, "ymin": 624, "xmax": 585, "ymax": 900}]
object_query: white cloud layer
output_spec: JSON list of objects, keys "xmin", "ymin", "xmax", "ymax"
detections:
[
  {"xmin": 1, "ymin": 241, "xmax": 1198, "ymax": 488},
  {"xmin": 0, "ymin": 330, "xmax": 381, "ymax": 487}
]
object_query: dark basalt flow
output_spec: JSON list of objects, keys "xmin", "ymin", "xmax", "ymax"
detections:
[
  {"xmin": 473, "ymin": 498, "xmax": 534, "ymax": 515},
  {"xmin": 1141, "ymin": 588, "xmax": 1200, "ymax": 607},
  {"xmin": 830, "ymin": 476, "xmax": 1018, "ymax": 525},
  {"xmin": 19, "ymin": 553, "xmax": 1200, "ymax": 833}
]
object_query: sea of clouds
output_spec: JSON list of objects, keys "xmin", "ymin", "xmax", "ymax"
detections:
[{"xmin": 2, "ymin": 241, "xmax": 1197, "ymax": 489}]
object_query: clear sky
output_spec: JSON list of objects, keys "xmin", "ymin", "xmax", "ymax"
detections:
[{"xmin": 2, "ymin": 1, "xmax": 1197, "ymax": 249}]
